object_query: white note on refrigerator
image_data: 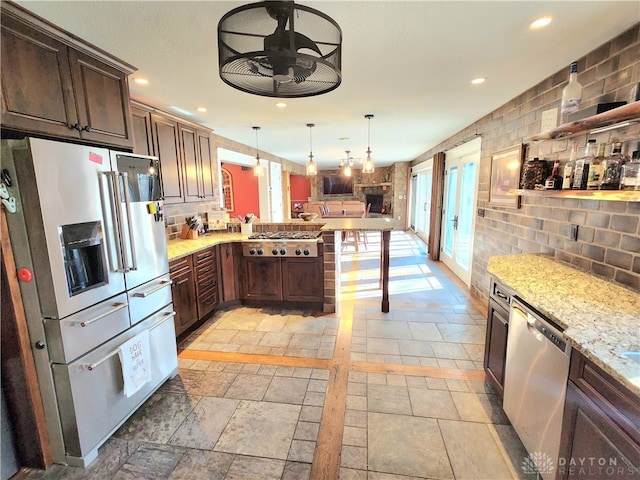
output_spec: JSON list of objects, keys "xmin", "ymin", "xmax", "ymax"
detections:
[{"xmin": 118, "ymin": 330, "xmax": 152, "ymax": 397}]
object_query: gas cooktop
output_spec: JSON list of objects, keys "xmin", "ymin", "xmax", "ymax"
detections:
[{"xmin": 247, "ymin": 231, "xmax": 322, "ymax": 240}]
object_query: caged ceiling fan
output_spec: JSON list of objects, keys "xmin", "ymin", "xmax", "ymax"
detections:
[{"xmin": 218, "ymin": 1, "xmax": 342, "ymax": 98}]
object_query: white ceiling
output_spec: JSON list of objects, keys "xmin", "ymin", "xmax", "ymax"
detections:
[{"xmin": 15, "ymin": 1, "xmax": 640, "ymax": 169}]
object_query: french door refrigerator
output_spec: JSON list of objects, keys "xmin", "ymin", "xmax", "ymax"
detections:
[{"xmin": 1, "ymin": 137, "xmax": 178, "ymax": 467}]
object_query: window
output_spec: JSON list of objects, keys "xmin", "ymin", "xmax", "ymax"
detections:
[{"xmin": 221, "ymin": 168, "xmax": 234, "ymax": 211}]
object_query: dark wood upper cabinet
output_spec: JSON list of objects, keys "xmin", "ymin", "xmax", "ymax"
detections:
[
  {"xmin": 151, "ymin": 113, "xmax": 183, "ymax": 204},
  {"xmin": 0, "ymin": 3, "xmax": 134, "ymax": 149},
  {"xmin": 132, "ymin": 101, "xmax": 215, "ymax": 204},
  {"xmin": 179, "ymin": 124, "xmax": 201, "ymax": 202},
  {"xmin": 198, "ymin": 130, "xmax": 216, "ymax": 199},
  {"xmin": 131, "ymin": 106, "xmax": 154, "ymax": 156}
]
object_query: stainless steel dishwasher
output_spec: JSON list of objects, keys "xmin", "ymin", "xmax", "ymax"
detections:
[{"xmin": 503, "ymin": 297, "xmax": 571, "ymax": 480}]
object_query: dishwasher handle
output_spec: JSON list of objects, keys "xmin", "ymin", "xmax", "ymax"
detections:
[{"xmin": 511, "ymin": 298, "xmax": 570, "ymax": 355}]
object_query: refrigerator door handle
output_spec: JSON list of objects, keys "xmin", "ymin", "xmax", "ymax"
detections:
[
  {"xmin": 119, "ymin": 172, "xmax": 138, "ymax": 271},
  {"xmin": 72, "ymin": 302, "xmax": 128, "ymax": 328},
  {"xmin": 103, "ymin": 172, "xmax": 127, "ymax": 272},
  {"xmin": 132, "ymin": 279, "xmax": 173, "ymax": 298}
]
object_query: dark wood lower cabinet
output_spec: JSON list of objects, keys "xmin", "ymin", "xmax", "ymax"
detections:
[
  {"xmin": 483, "ymin": 298, "xmax": 508, "ymax": 398},
  {"xmin": 240, "ymin": 247, "xmax": 324, "ymax": 304},
  {"xmin": 218, "ymin": 243, "xmax": 238, "ymax": 303},
  {"xmin": 282, "ymin": 257, "xmax": 324, "ymax": 302},
  {"xmin": 169, "ymin": 256, "xmax": 197, "ymax": 337},
  {"xmin": 483, "ymin": 280, "xmax": 512, "ymax": 399},
  {"xmin": 241, "ymin": 257, "xmax": 283, "ymax": 301},
  {"xmin": 194, "ymin": 247, "xmax": 218, "ymax": 321},
  {"xmin": 557, "ymin": 350, "xmax": 640, "ymax": 479}
]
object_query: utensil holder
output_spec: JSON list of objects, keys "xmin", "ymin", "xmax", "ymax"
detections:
[{"xmin": 241, "ymin": 223, "xmax": 252, "ymax": 235}]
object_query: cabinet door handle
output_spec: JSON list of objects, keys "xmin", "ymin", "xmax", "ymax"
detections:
[
  {"xmin": 69, "ymin": 123, "xmax": 82, "ymax": 131},
  {"xmin": 495, "ymin": 291, "xmax": 508, "ymax": 300},
  {"xmin": 83, "ymin": 125, "xmax": 91, "ymax": 132}
]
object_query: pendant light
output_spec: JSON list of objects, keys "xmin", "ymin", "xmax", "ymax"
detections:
[
  {"xmin": 252, "ymin": 126, "xmax": 264, "ymax": 177},
  {"xmin": 341, "ymin": 150, "xmax": 352, "ymax": 177},
  {"xmin": 362, "ymin": 114, "xmax": 375, "ymax": 174},
  {"xmin": 306, "ymin": 123, "xmax": 318, "ymax": 176}
]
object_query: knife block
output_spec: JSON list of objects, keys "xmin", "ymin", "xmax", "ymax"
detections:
[{"xmin": 180, "ymin": 224, "xmax": 198, "ymax": 239}]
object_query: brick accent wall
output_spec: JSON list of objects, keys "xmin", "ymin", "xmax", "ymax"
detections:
[{"xmin": 411, "ymin": 24, "xmax": 640, "ymax": 304}]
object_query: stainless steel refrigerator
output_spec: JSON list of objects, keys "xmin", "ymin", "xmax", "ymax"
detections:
[{"xmin": 1, "ymin": 137, "xmax": 178, "ymax": 467}]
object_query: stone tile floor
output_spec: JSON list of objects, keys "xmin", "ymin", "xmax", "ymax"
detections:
[{"xmin": 22, "ymin": 231, "xmax": 533, "ymax": 480}]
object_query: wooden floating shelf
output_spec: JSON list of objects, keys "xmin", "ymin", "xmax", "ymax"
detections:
[
  {"xmin": 528, "ymin": 101, "xmax": 640, "ymax": 142},
  {"xmin": 355, "ymin": 182, "xmax": 392, "ymax": 188},
  {"xmin": 507, "ymin": 189, "xmax": 640, "ymax": 202}
]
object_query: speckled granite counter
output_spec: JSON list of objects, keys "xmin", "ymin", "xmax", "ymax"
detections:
[
  {"xmin": 167, "ymin": 232, "xmax": 247, "ymax": 261},
  {"xmin": 319, "ymin": 217, "xmax": 397, "ymax": 231},
  {"xmin": 488, "ymin": 254, "xmax": 640, "ymax": 396}
]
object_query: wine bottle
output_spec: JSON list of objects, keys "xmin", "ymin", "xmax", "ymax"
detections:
[
  {"xmin": 587, "ymin": 143, "xmax": 606, "ymax": 189},
  {"xmin": 572, "ymin": 139, "xmax": 595, "ymax": 190},
  {"xmin": 545, "ymin": 160, "xmax": 563, "ymax": 190},
  {"xmin": 562, "ymin": 145, "xmax": 577, "ymax": 189},
  {"xmin": 560, "ymin": 62, "xmax": 582, "ymax": 123},
  {"xmin": 600, "ymin": 142, "xmax": 628, "ymax": 190}
]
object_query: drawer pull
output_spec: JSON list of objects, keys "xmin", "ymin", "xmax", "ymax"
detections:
[
  {"xmin": 495, "ymin": 291, "xmax": 508, "ymax": 301},
  {"xmin": 74, "ymin": 302, "xmax": 128, "ymax": 328},
  {"xmin": 133, "ymin": 279, "xmax": 173, "ymax": 298}
]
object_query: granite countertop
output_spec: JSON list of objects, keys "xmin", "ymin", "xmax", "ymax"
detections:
[
  {"xmin": 167, "ymin": 232, "xmax": 247, "ymax": 260},
  {"xmin": 166, "ymin": 216, "xmax": 397, "ymax": 260},
  {"xmin": 320, "ymin": 217, "xmax": 397, "ymax": 231},
  {"xmin": 488, "ymin": 253, "xmax": 640, "ymax": 396}
]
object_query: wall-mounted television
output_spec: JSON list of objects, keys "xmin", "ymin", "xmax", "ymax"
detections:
[{"xmin": 322, "ymin": 175, "xmax": 353, "ymax": 195}]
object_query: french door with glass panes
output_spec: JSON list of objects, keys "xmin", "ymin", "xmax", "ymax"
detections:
[
  {"xmin": 410, "ymin": 160, "xmax": 432, "ymax": 245},
  {"xmin": 440, "ymin": 137, "xmax": 480, "ymax": 286}
]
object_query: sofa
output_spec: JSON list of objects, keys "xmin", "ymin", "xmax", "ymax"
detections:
[{"xmin": 303, "ymin": 200, "xmax": 366, "ymax": 217}]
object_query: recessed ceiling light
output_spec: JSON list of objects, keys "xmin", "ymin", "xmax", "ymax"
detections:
[
  {"xmin": 196, "ymin": 107, "xmax": 207, "ymax": 112},
  {"xmin": 530, "ymin": 16, "xmax": 552, "ymax": 30},
  {"xmin": 276, "ymin": 102, "xmax": 287, "ymax": 108},
  {"xmin": 133, "ymin": 78, "xmax": 149, "ymax": 85},
  {"xmin": 471, "ymin": 77, "xmax": 486, "ymax": 85}
]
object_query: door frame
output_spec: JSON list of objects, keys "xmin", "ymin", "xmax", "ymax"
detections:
[{"xmin": 439, "ymin": 137, "xmax": 481, "ymax": 287}]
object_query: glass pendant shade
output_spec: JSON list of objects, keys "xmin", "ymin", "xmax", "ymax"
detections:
[
  {"xmin": 254, "ymin": 157, "xmax": 264, "ymax": 177},
  {"xmin": 252, "ymin": 126, "xmax": 264, "ymax": 176},
  {"xmin": 305, "ymin": 123, "xmax": 318, "ymax": 176},
  {"xmin": 363, "ymin": 114, "xmax": 375, "ymax": 173},
  {"xmin": 306, "ymin": 157, "xmax": 317, "ymax": 176}
]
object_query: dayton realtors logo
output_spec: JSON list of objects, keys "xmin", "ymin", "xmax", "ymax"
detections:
[
  {"xmin": 522, "ymin": 452, "xmax": 639, "ymax": 478},
  {"xmin": 521, "ymin": 451, "xmax": 555, "ymax": 476}
]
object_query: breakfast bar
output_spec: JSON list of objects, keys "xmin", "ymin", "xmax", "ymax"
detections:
[{"xmin": 320, "ymin": 217, "xmax": 396, "ymax": 312}]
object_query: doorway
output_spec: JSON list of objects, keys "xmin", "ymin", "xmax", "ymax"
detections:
[
  {"xmin": 439, "ymin": 137, "xmax": 481, "ymax": 286},
  {"xmin": 409, "ymin": 160, "xmax": 433, "ymax": 246}
]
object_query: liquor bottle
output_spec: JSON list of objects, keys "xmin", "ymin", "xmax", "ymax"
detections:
[
  {"xmin": 572, "ymin": 139, "xmax": 596, "ymax": 190},
  {"xmin": 600, "ymin": 142, "xmax": 628, "ymax": 190},
  {"xmin": 545, "ymin": 160, "xmax": 563, "ymax": 190},
  {"xmin": 562, "ymin": 145, "xmax": 577, "ymax": 189},
  {"xmin": 587, "ymin": 143, "xmax": 606, "ymax": 189},
  {"xmin": 620, "ymin": 144, "xmax": 640, "ymax": 191},
  {"xmin": 560, "ymin": 62, "xmax": 582, "ymax": 123}
]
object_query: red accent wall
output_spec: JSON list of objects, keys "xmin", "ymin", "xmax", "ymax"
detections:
[
  {"xmin": 290, "ymin": 174, "xmax": 311, "ymax": 205},
  {"xmin": 222, "ymin": 163, "xmax": 260, "ymax": 219}
]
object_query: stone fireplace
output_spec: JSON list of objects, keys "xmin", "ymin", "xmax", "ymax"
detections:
[{"xmin": 365, "ymin": 194, "xmax": 384, "ymax": 214}]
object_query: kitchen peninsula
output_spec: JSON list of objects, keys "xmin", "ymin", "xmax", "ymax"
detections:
[{"xmin": 166, "ymin": 217, "xmax": 397, "ymax": 337}]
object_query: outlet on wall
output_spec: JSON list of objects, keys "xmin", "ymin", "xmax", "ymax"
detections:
[{"xmin": 570, "ymin": 224, "xmax": 579, "ymax": 241}]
